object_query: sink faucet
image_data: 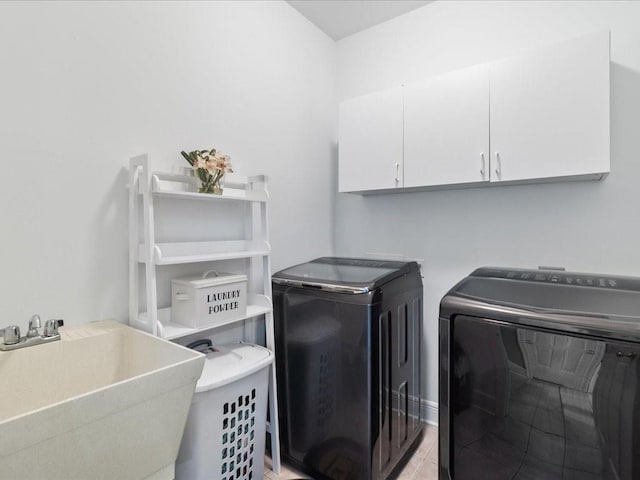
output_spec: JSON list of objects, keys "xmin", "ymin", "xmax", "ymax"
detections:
[
  {"xmin": 0, "ymin": 315, "xmax": 64, "ymax": 351},
  {"xmin": 27, "ymin": 314, "xmax": 41, "ymax": 338}
]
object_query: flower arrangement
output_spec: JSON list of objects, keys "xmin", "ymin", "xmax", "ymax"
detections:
[{"xmin": 181, "ymin": 148, "xmax": 234, "ymax": 194}]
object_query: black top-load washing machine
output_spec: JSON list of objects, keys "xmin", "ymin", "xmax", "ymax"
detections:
[
  {"xmin": 439, "ymin": 267, "xmax": 640, "ymax": 480},
  {"xmin": 272, "ymin": 257, "xmax": 423, "ymax": 480}
]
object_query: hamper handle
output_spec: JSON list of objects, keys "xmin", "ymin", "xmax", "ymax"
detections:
[
  {"xmin": 202, "ymin": 270, "xmax": 221, "ymax": 279},
  {"xmin": 185, "ymin": 338, "xmax": 213, "ymax": 351}
]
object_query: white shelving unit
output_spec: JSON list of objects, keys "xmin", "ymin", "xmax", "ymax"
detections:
[{"xmin": 128, "ymin": 154, "xmax": 281, "ymax": 474}]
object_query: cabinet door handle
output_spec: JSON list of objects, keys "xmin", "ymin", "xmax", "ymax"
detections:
[
  {"xmin": 395, "ymin": 162, "xmax": 400, "ymax": 184},
  {"xmin": 495, "ymin": 152, "xmax": 501, "ymax": 178},
  {"xmin": 480, "ymin": 152, "xmax": 486, "ymax": 178}
]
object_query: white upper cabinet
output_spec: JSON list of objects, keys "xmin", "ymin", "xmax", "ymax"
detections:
[
  {"xmin": 338, "ymin": 87, "xmax": 404, "ymax": 193},
  {"xmin": 338, "ymin": 31, "xmax": 610, "ymax": 193},
  {"xmin": 404, "ymin": 64, "xmax": 490, "ymax": 188},
  {"xmin": 489, "ymin": 30, "xmax": 610, "ymax": 183}
]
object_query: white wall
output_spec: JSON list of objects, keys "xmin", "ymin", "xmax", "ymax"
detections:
[
  {"xmin": 336, "ymin": 0, "xmax": 640, "ymax": 414},
  {"xmin": 0, "ymin": 1, "xmax": 337, "ymax": 330}
]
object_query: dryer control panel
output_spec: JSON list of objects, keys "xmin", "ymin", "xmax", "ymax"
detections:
[{"xmin": 471, "ymin": 267, "xmax": 640, "ymax": 291}]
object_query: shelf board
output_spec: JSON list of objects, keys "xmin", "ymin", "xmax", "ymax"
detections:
[
  {"xmin": 138, "ymin": 240, "xmax": 271, "ymax": 265},
  {"xmin": 151, "ymin": 172, "xmax": 268, "ymax": 203},
  {"xmin": 139, "ymin": 295, "xmax": 272, "ymax": 340}
]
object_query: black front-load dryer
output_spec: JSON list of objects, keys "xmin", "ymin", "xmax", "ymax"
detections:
[{"xmin": 439, "ymin": 266, "xmax": 640, "ymax": 480}]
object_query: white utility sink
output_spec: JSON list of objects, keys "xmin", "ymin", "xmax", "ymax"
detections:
[{"xmin": 0, "ymin": 320, "xmax": 205, "ymax": 480}]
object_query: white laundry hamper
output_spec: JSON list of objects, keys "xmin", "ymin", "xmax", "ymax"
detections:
[{"xmin": 175, "ymin": 342, "xmax": 272, "ymax": 480}]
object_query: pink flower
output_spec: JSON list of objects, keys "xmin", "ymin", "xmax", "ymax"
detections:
[{"xmin": 215, "ymin": 154, "xmax": 234, "ymax": 173}]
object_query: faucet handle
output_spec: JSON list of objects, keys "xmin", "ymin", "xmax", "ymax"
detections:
[
  {"xmin": 43, "ymin": 319, "xmax": 64, "ymax": 338},
  {"xmin": 27, "ymin": 314, "xmax": 42, "ymax": 338},
  {"xmin": 1, "ymin": 325, "xmax": 21, "ymax": 345}
]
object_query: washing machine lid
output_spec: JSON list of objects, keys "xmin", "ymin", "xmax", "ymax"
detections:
[
  {"xmin": 272, "ymin": 257, "xmax": 418, "ymax": 294},
  {"xmin": 441, "ymin": 266, "xmax": 640, "ymax": 341}
]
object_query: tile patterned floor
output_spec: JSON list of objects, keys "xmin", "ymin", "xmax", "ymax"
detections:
[{"xmin": 263, "ymin": 423, "xmax": 439, "ymax": 480}]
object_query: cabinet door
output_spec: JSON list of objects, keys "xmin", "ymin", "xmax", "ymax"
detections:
[
  {"xmin": 404, "ymin": 64, "xmax": 490, "ymax": 187},
  {"xmin": 490, "ymin": 31, "xmax": 610, "ymax": 183},
  {"xmin": 338, "ymin": 87, "xmax": 403, "ymax": 192}
]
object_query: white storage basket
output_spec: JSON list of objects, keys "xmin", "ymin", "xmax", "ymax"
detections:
[
  {"xmin": 171, "ymin": 271, "xmax": 247, "ymax": 328},
  {"xmin": 176, "ymin": 343, "xmax": 272, "ymax": 480}
]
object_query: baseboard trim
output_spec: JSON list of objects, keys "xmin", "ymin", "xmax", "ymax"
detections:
[
  {"xmin": 421, "ymin": 399, "xmax": 438, "ymax": 426},
  {"xmin": 402, "ymin": 394, "xmax": 438, "ymax": 426}
]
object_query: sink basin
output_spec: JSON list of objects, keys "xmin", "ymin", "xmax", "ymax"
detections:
[{"xmin": 0, "ymin": 320, "xmax": 205, "ymax": 480}]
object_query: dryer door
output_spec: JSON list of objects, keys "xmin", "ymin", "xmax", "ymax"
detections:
[{"xmin": 447, "ymin": 315, "xmax": 640, "ymax": 480}]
